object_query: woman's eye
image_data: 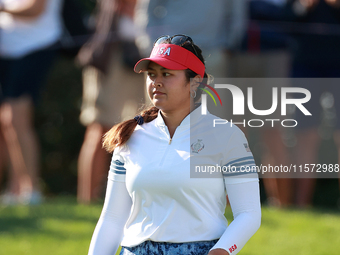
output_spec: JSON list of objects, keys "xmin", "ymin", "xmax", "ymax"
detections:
[
  {"xmin": 147, "ymin": 72, "xmax": 155, "ymax": 77},
  {"xmin": 163, "ymin": 72, "xmax": 170, "ymax": 77}
]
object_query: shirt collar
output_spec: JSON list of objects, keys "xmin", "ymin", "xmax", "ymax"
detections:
[{"xmin": 155, "ymin": 104, "xmax": 204, "ymax": 129}]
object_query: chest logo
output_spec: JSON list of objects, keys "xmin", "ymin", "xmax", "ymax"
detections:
[{"xmin": 191, "ymin": 139, "xmax": 205, "ymax": 154}]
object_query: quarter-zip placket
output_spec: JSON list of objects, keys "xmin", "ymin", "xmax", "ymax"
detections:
[{"xmin": 158, "ymin": 126, "xmax": 175, "ymax": 167}]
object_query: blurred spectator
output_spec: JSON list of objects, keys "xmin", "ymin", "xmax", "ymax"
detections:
[
  {"xmin": 76, "ymin": 0, "xmax": 145, "ymax": 203},
  {"xmin": 0, "ymin": 0, "xmax": 63, "ymax": 205},
  {"xmin": 0, "ymin": 131, "xmax": 7, "ymax": 187},
  {"xmin": 230, "ymin": 0, "xmax": 294, "ymax": 207},
  {"xmin": 287, "ymin": 0, "xmax": 340, "ymax": 208},
  {"xmin": 135, "ymin": 0, "xmax": 247, "ymax": 84}
]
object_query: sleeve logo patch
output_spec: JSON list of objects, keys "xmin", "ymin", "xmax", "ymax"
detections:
[
  {"xmin": 229, "ymin": 244, "xmax": 237, "ymax": 253},
  {"xmin": 244, "ymin": 143, "xmax": 251, "ymax": 152}
]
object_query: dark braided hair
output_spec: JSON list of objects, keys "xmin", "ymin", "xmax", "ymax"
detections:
[{"xmin": 103, "ymin": 106, "xmax": 158, "ymax": 152}]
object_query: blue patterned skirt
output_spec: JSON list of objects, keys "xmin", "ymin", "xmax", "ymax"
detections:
[{"xmin": 119, "ymin": 239, "xmax": 218, "ymax": 255}]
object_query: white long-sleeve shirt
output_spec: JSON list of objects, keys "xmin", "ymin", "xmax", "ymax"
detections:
[{"xmin": 88, "ymin": 107, "xmax": 261, "ymax": 255}]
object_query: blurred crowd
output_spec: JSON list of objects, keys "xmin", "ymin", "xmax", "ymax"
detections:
[{"xmin": 0, "ymin": 0, "xmax": 340, "ymax": 208}]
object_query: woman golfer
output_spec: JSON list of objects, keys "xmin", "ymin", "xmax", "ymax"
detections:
[{"xmin": 88, "ymin": 35, "xmax": 261, "ymax": 255}]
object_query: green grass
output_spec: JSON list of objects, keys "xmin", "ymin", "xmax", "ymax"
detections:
[{"xmin": 0, "ymin": 197, "xmax": 339, "ymax": 255}]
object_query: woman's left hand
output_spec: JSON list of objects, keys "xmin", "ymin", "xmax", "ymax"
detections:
[{"xmin": 208, "ymin": 248, "xmax": 230, "ymax": 255}]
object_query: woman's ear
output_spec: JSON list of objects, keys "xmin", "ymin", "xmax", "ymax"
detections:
[{"xmin": 191, "ymin": 75, "xmax": 202, "ymax": 91}]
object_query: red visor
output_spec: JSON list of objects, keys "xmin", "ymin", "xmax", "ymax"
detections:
[{"xmin": 134, "ymin": 44, "xmax": 205, "ymax": 78}]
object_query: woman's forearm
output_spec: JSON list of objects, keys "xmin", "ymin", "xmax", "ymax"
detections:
[
  {"xmin": 210, "ymin": 180, "xmax": 261, "ymax": 255},
  {"xmin": 88, "ymin": 179, "xmax": 132, "ymax": 255}
]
